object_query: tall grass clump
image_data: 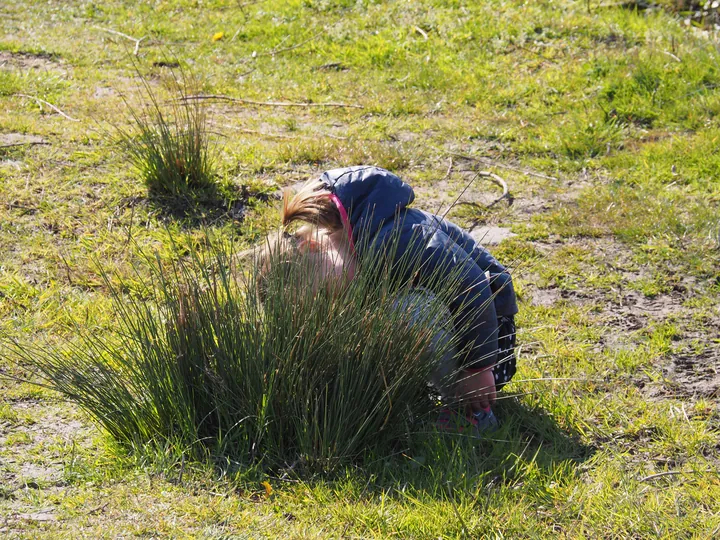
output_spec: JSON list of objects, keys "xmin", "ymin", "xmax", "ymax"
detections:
[
  {"xmin": 2, "ymin": 231, "xmax": 482, "ymax": 472},
  {"xmin": 114, "ymin": 67, "xmax": 217, "ymax": 197}
]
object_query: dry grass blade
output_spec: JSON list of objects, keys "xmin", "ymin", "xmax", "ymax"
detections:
[
  {"xmin": 15, "ymin": 94, "xmax": 80, "ymax": 122},
  {"xmin": 254, "ymin": 31, "xmax": 322, "ymax": 58},
  {"xmin": 176, "ymin": 94, "xmax": 363, "ymax": 109}
]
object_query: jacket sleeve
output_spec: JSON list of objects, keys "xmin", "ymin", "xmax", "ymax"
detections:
[
  {"xmin": 438, "ymin": 219, "xmax": 518, "ymax": 316},
  {"xmin": 416, "ymin": 229, "xmax": 499, "ymax": 369}
]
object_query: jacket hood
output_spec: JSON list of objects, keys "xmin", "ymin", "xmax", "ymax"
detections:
[{"xmin": 320, "ymin": 166, "xmax": 414, "ymax": 241}]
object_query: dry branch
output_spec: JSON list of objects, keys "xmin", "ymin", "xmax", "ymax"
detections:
[
  {"xmin": 440, "ymin": 158, "xmax": 453, "ymax": 181},
  {"xmin": 85, "ymin": 502, "xmax": 110, "ymax": 516},
  {"xmin": 253, "ymin": 32, "xmax": 322, "ymax": 58},
  {"xmin": 449, "ymin": 151, "xmax": 558, "ymax": 181},
  {"xmin": 15, "ymin": 94, "xmax": 80, "ymax": 122},
  {"xmin": 177, "ymin": 94, "xmax": 363, "ymax": 109},
  {"xmin": 639, "ymin": 469, "xmax": 717, "ymax": 483},
  {"xmin": 93, "ymin": 26, "xmax": 146, "ymax": 55},
  {"xmin": 211, "ymin": 123, "xmax": 295, "ymax": 140},
  {"xmin": 413, "ymin": 26, "xmax": 429, "ymax": 40},
  {"xmin": 0, "ymin": 141, "xmax": 49, "ymax": 149},
  {"xmin": 456, "ymin": 170, "xmax": 511, "ymax": 210}
]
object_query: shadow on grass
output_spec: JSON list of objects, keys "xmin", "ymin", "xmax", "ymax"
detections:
[
  {"xmin": 281, "ymin": 396, "xmax": 595, "ymax": 501},
  {"xmin": 146, "ymin": 182, "xmax": 270, "ymax": 228}
]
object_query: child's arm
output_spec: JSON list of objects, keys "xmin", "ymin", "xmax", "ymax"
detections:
[
  {"xmin": 417, "ymin": 229, "xmax": 500, "ymax": 372},
  {"xmin": 436, "ymin": 218, "xmax": 518, "ymax": 317}
]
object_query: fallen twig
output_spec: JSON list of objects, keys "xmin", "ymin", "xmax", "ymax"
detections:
[
  {"xmin": 211, "ymin": 123, "xmax": 296, "ymax": 139},
  {"xmin": 313, "ymin": 62, "xmax": 347, "ymax": 71},
  {"xmin": 238, "ymin": 0, "xmax": 268, "ymax": 9},
  {"xmin": 215, "ymin": 124, "xmax": 348, "ymax": 141},
  {"xmin": 85, "ymin": 502, "xmax": 109, "ymax": 515},
  {"xmin": 662, "ymin": 50, "xmax": 681, "ymax": 63},
  {"xmin": 176, "ymin": 94, "xmax": 363, "ymax": 109},
  {"xmin": 639, "ymin": 469, "xmax": 717, "ymax": 483},
  {"xmin": 449, "ymin": 151, "xmax": 558, "ymax": 181},
  {"xmin": 0, "ymin": 141, "xmax": 49, "ymax": 149},
  {"xmin": 93, "ymin": 26, "xmax": 147, "ymax": 56},
  {"xmin": 254, "ymin": 32, "xmax": 322, "ymax": 58},
  {"xmin": 514, "ymin": 43, "xmax": 560, "ymax": 65},
  {"xmin": 456, "ymin": 170, "xmax": 511, "ymax": 210},
  {"xmin": 440, "ymin": 158, "xmax": 453, "ymax": 181},
  {"xmin": 6, "ymin": 202, "xmax": 39, "ymax": 214},
  {"xmin": 413, "ymin": 26, "xmax": 429, "ymax": 40},
  {"xmin": 16, "ymin": 94, "xmax": 80, "ymax": 122}
]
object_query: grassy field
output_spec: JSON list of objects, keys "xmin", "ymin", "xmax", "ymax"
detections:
[{"xmin": 2, "ymin": 0, "xmax": 720, "ymax": 537}]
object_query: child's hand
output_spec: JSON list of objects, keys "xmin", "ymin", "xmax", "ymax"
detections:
[{"xmin": 456, "ymin": 368, "xmax": 497, "ymax": 413}]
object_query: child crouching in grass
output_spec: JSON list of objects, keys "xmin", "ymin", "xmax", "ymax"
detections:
[{"xmin": 260, "ymin": 166, "xmax": 518, "ymax": 433}]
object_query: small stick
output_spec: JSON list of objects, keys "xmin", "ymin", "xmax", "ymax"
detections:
[
  {"xmin": 93, "ymin": 26, "xmax": 146, "ymax": 56},
  {"xmin": 0, "ymin": 141, "xmax": 49, "ymax": 148},
  {"xmin": 85, "ymin": 502, "xmax": 109, "ymax": 515},
  {"xmin": 238, "ymin": 0, "xmax": 268, "ymax": 8},
  {"xmin": 134, "ymin": 37, "xmax": 147, "ymax": 56},
  {"xmin": 662, "ymin": 50, "xmax": 681, "ymax": 63},
  {"xmin": 440, "ymin": 158, "xmax": 453, "ymax": 181},
  {"xmin": 58, "ymin": 251, "xmax": 74, "ymax": 285},
  {"xmin": 15, "ymin": 94, "xmax": 80, "ymax": 122},
  {"xmin": 214, "ymin": 125, "xmax": 295, "ymax": 139},
  {"xmin": 176, "ymin": 94, "xmax": 363, "ymax": 109},
  {"xmin": 237, "ymin": 0, "xmax": 268, "ymax": 20},
  {"xmin": 413, "ymin": 26, "xmax": 429, "ymax": 40},
  {"xmin": 254, "ymin": 32, "xmax": 322, "ymax": 58},
  {"xmin": 6, "ymin": 202, "xmax": 38, "ymax": 213},
  {"xmin": 212, "ymin": 123, "xmax": 348, "ymax": 141},
  {"xmin": 515, "ymin": 44, "xmax": 559, "ymax": 65},
  {"xmin": 449, "ymin": 151, "xmax": 558, "ymax": 181},
  {"xmin": 639, "ymin": 470, "xmax": 717, "ymax": 483},
  {"xmin": 455, "ymin": 170, "xmax": 511, "ymax": 209},
  {"xmin": 230, "ymin": 27, "xmax": 244, "ymax": 42}
]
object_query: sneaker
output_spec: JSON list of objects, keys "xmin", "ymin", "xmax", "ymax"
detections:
[
  {"xmin": 472, "ymin": 407, "xmax": 499, "ymax": 432},
  {"xmin": 435, "ymin": 406, "xmax": 499, "ymax": 435}
]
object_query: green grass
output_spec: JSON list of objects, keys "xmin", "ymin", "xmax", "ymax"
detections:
[
  {"xmin": 4, "ymin": 233, "xmax": 478, "ymax": 473},
  {"xmin": 112, "ymin": 69, "xmax": 218, "ymax": 197},
  {"xmin": 1, "ymin": 0, "xmax": 720, "ymax": 537}
]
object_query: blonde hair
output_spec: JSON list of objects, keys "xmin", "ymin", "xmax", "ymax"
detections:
[
  {"xmin": 282, "ymin": 178, "xmax": 342, "ymax": 231},
  {"xmin": 255, "ymin": 177, "xmax": 343, "ymax": 301},
  {"xmin": 254, "ymin": 225, "xmax": 325, "ymax": 302}
]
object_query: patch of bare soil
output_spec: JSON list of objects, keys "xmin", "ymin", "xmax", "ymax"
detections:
[
  {"xmin": 411, "ymin": 158, "xmax": 593, "ymax": 227},
  {"xmin": 525, "ymin": 235, "xmax": 719, "ymax": 401},
  {"xmin": 0, "ymin": 133, "xmax": 48, "ymax": 148},
  {"xmin": 0, "ymin": 51, "xmax": 64, "ymax": 73},
  {"xmin": 530, "ymin": 286, "xmax": 562, "ymax": 307},
  {"xmin": 663, "ymin": 348, "xmax": 720, "ymax": 399},
  {"xmin": 0, "ymin": 400, "xmax": 94, "ymax": 491}
]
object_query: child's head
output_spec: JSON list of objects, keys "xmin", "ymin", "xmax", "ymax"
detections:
[
  {"xmin": 282, "ymin": 178, "xmax": 342, "ymax": 232},
  {"xmin": 256, "ymin": 226, "xmax": 349, "ymax": 303},
  {"xmin": 255, "ymin": 178, "xmax": 355, "ymax": 302}
]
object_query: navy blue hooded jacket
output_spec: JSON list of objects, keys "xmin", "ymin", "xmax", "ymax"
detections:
[{"xmin": 320, "ymin": 166, "xmax": 518, "ymax": 369}]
